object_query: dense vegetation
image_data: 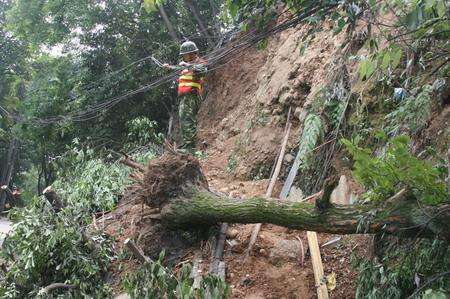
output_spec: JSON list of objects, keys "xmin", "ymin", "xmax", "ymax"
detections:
[{"xmin": 0, "ymin": 0, "xmax": 448, "ymax": 297}]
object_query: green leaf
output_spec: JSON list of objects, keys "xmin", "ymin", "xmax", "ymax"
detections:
[
  {"xmin": 381, "ymin": 52, "xmax": 391, "ymax": 70},
  {"xmin": 436, "ymin": 0, "xmax": 446, "ymax": 18},
  {"xmin": 422, "ymin": 289, "xmax": 448, "ymax": 299},
  {"xmin": 143, "ymin": 0, "xmax": 158, "ymax": 12},
  {"xmin": 359, "ymin": 59, "xmax": 375, "ymax": 80},
  {"xmin": 228, "ymin": 2, "xmax": 239, "ymax": 18},
  {"xmin": 390, "ymin": 48, "xmax": 403, "ymax": 69},
  {"xmin": 333, "ymin": 18, "xmax": 346, "ymax": 35}
]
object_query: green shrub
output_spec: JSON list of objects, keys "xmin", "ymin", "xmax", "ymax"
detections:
[
  {"xmin": 385, "ymin": 85, "xmax": 433, "ymax": 136},
  {"xmin": 353, "ymin": 239, "xmax": 450, "ymax": 299},
  {"xmin": 123, "ymin": 251, "xmax": 230, "ymax": 299},
  {"xmin": 0, "ymin": 147, "xmax": 156, "ymax": 297},
  {"xmin": 126, "ymin": 117, "xmax": 164, "ymax": 148},
  {"xmin": 0, "ymin": 199, "xmax": 113, "ymax": 298},
  {"xmin": 342, "ymin": 135, "xmax": 447, "ymax": 204}
]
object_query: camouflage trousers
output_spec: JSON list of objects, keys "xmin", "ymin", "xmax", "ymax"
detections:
[{"xmin": 179, "ymin": 92, "xmax": 201, "ymax": 149}]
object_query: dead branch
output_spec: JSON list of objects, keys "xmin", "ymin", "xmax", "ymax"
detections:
[
  {"xmin": 124, "ymin": 238, "xmax": 152, "ymax": 264},
  {"xmin": 40, "ymin": 283, "xmax": 77, "ymax": 294},
  {"xmin": 120, "ymin": 155, "xmax": 145, "ymax": 172}
]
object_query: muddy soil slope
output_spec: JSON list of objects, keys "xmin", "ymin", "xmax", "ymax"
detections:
[{"xmin": 194, "ymin": 18, "xmax": 372, "ymax": 298}]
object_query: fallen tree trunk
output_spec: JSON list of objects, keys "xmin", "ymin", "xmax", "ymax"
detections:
[
  {"xmin": 158, "ymin": 187, "xmax": 449, "ymax": 239},
  {"xmin": 134, "ymin": 153, "xmax": 450, "ymax": 241}
]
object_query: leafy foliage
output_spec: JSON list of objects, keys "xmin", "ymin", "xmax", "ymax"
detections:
[
  {"xmin": 342, "ymin": 135, "xmax": 447, "ymax": 204},
  {"xmin": 143, "ymin": 0, "xmax": 166, "ymax": 12},
  {"xmin": 126, "ymin": 117, "xmax": 164, "ymax": 149},
  {"xmin": 0, "ymin": 199, "xmax": 113, "ymax": 298},
  {"xmin": 297, "ymin": 113, "xmax": 324, "ymax": 171},
  {"xmin": 358, "ymin": 44, "xmax": 403, "ymax": 81},
  {"xmin": 123, "ymin": 251, "xmax": 230, "ymax": 299},
  {"xmin": 1, "ymin": 0, "xmax": 222, "ymax": 196},
  {"xmin": 0, "ymin": 146, "xmax": 154, "ymax": 297},
  {"xmin": 353, "ymin": 238, "xmax": 450, "ymax": 298},
  {"xmin": 52, "ymin": 146, "xmax": 133, "ymax": 213},
  {"xmin": 384, "ymin": 84, "xmax": 433, "ymax": 136},
  {"xmin": 357, "ymin": 0, "xmax": 449, "ymax": 81}
]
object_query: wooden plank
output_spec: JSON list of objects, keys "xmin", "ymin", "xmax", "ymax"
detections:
[
  {"xmin": 210, "ymin": 223, "xmax": 228, "ymax": 274},
  {"xmin": 307, "ymin": 231, "xmax": 329, "ymax": 299},
  {"xmin": 191, "ymin": 252, "xmax": 203, "ymax": 289},
  {"xmin": 280, "ymin": 145, "xmax": 303, "ymax": 200},
  {"xmin": 124, "ymin": 238, "xmax": 152, "ymax": 264},
  {"xmin": 218, "ymin": 261, "xmax": 226, "ymax": 280}
]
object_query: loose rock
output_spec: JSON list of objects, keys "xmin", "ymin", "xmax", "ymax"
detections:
[
  {"xmin": 269, "ymin": 239, "xmax": 302, "ymax": 264},
  {"xmin": 226, "ymin": 228, "xmax": 239, "ymax": 239}
]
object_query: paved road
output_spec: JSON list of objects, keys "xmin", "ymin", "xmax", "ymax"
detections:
[{"xmin": 0, "ymin": 217, "xmax": 12, "ymax": 247}]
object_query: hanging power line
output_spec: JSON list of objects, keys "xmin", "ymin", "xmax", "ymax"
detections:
[{"xmin": 3, "ymin": 3, "xmax": 334, "ymax": 126}]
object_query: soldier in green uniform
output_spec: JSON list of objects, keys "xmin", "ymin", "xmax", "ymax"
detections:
[{"xmin": 164, "ymin": 41, "xmax": 207, "ymax": 150}]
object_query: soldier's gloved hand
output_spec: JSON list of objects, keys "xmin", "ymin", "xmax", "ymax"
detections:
[{"xmin": 179, "ymin": 61, "xmax": 191, "ymax": 67}]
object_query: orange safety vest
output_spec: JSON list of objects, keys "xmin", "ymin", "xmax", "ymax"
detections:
[{"xmin": 177, "ymin": 59, "xmax": 206, "ymax": 96}]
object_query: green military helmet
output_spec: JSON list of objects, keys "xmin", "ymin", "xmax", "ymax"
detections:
[{"xmin": 179, "ymin": 40, "xmax": 199, "ymax": 55}]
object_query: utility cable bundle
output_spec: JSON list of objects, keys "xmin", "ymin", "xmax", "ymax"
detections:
[{"xmin": 1, "ymin": 3, "xmax": 335, "ymax": 126}]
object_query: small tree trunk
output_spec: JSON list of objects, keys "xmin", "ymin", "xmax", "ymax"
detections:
[
  {"xmin": 208, "ymin": 0, "xmax": 218, "ymax": 18},
  {"xmin": 157, "ymin": 4, "xmax": 179, "ymax": 43},
  {"xmin": 0, "ymin": 138, "xmax": 19, "ymax": 213},
  {"xmin": 184, "ymin": 0, "xmax": 212, "ymax": 39}
]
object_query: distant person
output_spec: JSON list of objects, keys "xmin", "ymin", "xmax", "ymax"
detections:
[{"xmin": 164, "ymin": 40, "xmax": 207, "ymax": 150}]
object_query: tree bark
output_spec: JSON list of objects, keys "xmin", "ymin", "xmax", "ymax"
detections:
[
  {"xmin": 0, "ymin": 138, "xmax": 19, "ymax": 213},
  {"xmin": 157, "ymin": 186, "xmax": 450, "ymax": 240},
  {"xmin": 43, "ymin": 186, "xmax": 65, "ymax": 212},
  {"xmin": 157, "ymin": 4, "xmax": 179, "ymax": 43},
  {"xmin": 40, "ymin": 283, "xmax": 77, "ymax": 294},
  {"xmin": 127, "ymin": 153, "xmax": 450, "ymax": 241},
  {"xmin": 120, "ymin": 155, "xmax": 145, "ymax": 172}
]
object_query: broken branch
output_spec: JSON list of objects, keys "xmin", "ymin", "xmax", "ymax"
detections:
[
  {"xmin": 124, "ymin": 238, "xmax": 152, "ymax": 264},
  {"xmin": 40, "ymin": 283, "xmax": 77, "ymax": 294},
  {"xmin": 120, "ymin": 155, "xmax": 145, "ymax": 172}
]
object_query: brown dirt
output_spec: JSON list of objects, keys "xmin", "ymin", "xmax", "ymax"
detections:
[
  {"xmin": 104, "ymin": 11, "xmax": 450, "ymax": 297},
  {"xmin": 198, "ymin": 174, "xmax": 370, "ymax": 299},
  {"xmin": 193, "ymin": 16, "xmax": 375, "ymax": 298}
]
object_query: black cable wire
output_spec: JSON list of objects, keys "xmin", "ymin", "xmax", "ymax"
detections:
[{"xmin": 5, "ymin": 4, "xmax": 333, "ymax": 126}]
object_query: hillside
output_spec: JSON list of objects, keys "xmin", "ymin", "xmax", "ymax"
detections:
[
  {"xmin": 104, "ymin": 11, "xmax": 449, "ymax": 298},
  {"xmin": 1, "ymin": 1, "xmax": 449, "ymax": 298}
]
